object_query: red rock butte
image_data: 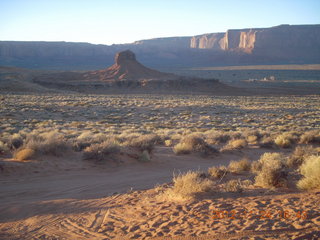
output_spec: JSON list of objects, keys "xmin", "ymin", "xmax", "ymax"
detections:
[{"xmin": 83, "ymin": 50, "xmax": 177, "ymax": 81}]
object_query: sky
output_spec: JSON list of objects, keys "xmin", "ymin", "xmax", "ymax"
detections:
[{"xmin": 1, "ymin": 0, "xmax": 319, "ymax": 45}]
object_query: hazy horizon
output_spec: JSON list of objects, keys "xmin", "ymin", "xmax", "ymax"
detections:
[{"xmin": 1, "ymin": 0, "xmax": 320, "ymax": 45}]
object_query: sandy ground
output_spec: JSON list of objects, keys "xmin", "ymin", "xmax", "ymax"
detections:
[{"xmin": 0, "ymin": 147, "xmax": 319, "ymax": 239}]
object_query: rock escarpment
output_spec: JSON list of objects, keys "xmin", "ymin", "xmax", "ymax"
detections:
[
  {"xmin": 1, "ymin": 24, "xmax": 319, "ymax": 69},
  {"xmin": 190, "ymin": 25, "xmax": 320, "ymax": 58}
]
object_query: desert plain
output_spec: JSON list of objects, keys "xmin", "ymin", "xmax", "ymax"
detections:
[{"xmin": 0, "ymin": 93, "xmax": 319, "ymax": 239}]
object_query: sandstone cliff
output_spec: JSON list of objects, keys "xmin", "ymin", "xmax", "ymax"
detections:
[
  {"xmin": 190, "ymin": 24, "xmax": 320, "ymax": 57},
  {"xmin": 1, "ymin": 25, "xmax": 319, "ymax": 70}
]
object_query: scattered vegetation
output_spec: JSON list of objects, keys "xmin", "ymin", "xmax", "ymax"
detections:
[
  {"xmin": 83, "ymin": 139, "xmax": 121, "ymax": 161},
  {"xmin": 0, "ymin": 94, "xmax": 319, "ymax": 181},
  {"xmin": 208, "ymin": 166, "xmax": 227, "ymax": 179},
  {"xmin": 274, "ymin": 132, "xmax": 298, "ymax": 148},
  {"xmin": 164, "ymin": 171, "xmax": 213, "ymax": 201},
  {"xmin": 287, "ymin": 146, "xmax": 319, "ymax": 168},
  {"xmin": 125, "ymin": 134, "xmax": 160, "ymax": 152},
  {"xmin": 224, "ymin": 179, "xmax": 243, "ymax": 193},
  {"xmin": 228, "ymin": 158, "xmax": 251, "ymax": 173},
  {"xmin": 299, "ymin": 130, "xmax": 320, "ymax": 144},
  {"xmin": 173, "ymin": 133, "xmax": 217, "ymax": 155},
  {"xmin": 221, "ymin": 139, "xmax": 248, "ymax": 151},
  {"xmin": 14, "ymin": 148, "xmax": 35, "ymax": 161},
  {"xmin": 254, "ymin": 153, "xmax": 288, "ymax": 188},
  {"xmin": 13, "ymin": 131, "xmax": 70, "ymax": 159},
  {"xmin": 297, "ymin": 155, "xmax": 320, "ymax": 191},
  {"xmin": 259, "ymin": 136, "xmax": 274, "ymax": 148},
  {"xmin": 0, "ymin": 141, "xmax": 9, "ymax": 154}
]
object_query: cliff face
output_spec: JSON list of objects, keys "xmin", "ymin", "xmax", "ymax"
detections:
[
  {"xmin": 190, "ymin": 25, "xmax": 320, "ymax": 57},
  {"xmin": 133, "ymin": 37, "xmax": 190, "ymax": 49},
  {"xmin": 1, "ymin": 25, "xmax": 319, "ymax": 70},
  {"xmin": 190, "ymin": 33, "xmax": 225, "ymax": 50}
]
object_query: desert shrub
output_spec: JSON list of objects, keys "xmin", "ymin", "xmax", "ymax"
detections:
[
  {"xmin": 287, "ymin": 146, "xmax": 319, "ymax": 168},
  {"xmin": 208, "ymin": 166, "xmax": 227, "ymax": 179},
  {"xmin": 164, "ymin": 171, "xmax": 213, "ymax": 201},
  {"xmin": 297, "ymin": 155, "xmax": 320, "ymax": 190},
  {"xmin": 0, "ymin": 141, "xmax": 9, "ymax": 154},
  {"xmin": 224, "ymin": 179, "xmax": 243, "ymax": 193},
  {"xmin": 274, "ymin": 132, "xmax": 298, "ymax": 148},
  {"xmin": 205, "ymin": 130, "xmax": 231, "ymax": 144},
  {"xmin": 228, "ymin": 158, "xmax": 251, "ymax": 173},
  {"xmin": 118, "ymin": 132, "xmax": 141, "ymax": 142},
  {"xmin": 221, "ymin": 139, "xmax": 248, "ymax": 151},
  {"xmin": 74, "ymin": 132, "xmax": 109, "ymax": 151},
  {"xmin": 20, "ymin": 130, "xmax": 70, "ymax": 157},
  {"xmin": 259, "ymin": 136, "xmax": 274, "ymax": 148},
  {"xmin": 241, "ymin": 179, "xmax": 253, "ymax": 187},
  {"xmin": 14, "ymin": 148, "xmax": 36, "ymax": 161},
  {"xmin": 251, "ymin": 161, "xmax": 263, "ymax": 174},
  {"xmin": 126, "ymin": 134, "xmax": 160, "ymax": 151},
  {"xmin": 173, "ymin": 133, "xmax": 217, "ymax": 155},
  {"xmin": 173, "ymin": 142, "xmax": 192, "ymax": 154},
  {"xmin": 164, "ymin": 139, "xmax": 172, "ymax": 147},
  {"xmin": 254, "ymin": 153, "xmax": 288, "ymax": 188},
  {"xmin": 258, "ymin": 152, "xmax": 285, "ymax": 167},
  {"xmin": 299, "ymin": 130, "xmax": 320, "ymax": 144},
  {"xmin": 9, "ymin": 133, "xmax": 23, "ymax": 150},
  {"xmin": 242, "ymin": 129, "xmax": 262, "ymax": 144},
  {"xmin": 138, "ymin": 150, "xmax": 151, "ymax": 162},
  {"xmin": 246, "ymin": 135, "xmax": 258, "ymax": 144},
  {"xmin": 83, "ymin": 139, "xmax": 120, "ymax": 161}
]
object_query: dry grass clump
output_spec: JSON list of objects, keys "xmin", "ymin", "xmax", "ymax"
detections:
[
  {"xmin": 0, "ymin": 141, "xmax": 9, "ymax": 154},
  {"xmin": 164, "ymin": 139, "xmax": 172, "ymax": 147},
  {"xmin": 208, "ymin": 166, "xmax": 228, "ymax": 179},
  {"xmin": 228, "ymin": 158, "xmax": 251, "ymax": 173},
  {"xmin": 251, "ymin": 161, "xmax": 263, "ymax": 174},
  {"xmin": 242, "ymin": 129, "xmax": 262, "ymax": 145},
  {"xmin": 274, "ymin": 132, "xmax": 298, "ymax": 148},
  {"xmin": 224, "ymin": 179, "xmax": 243, "ymax": 193},
  {"xmin": 299, "ymin": 130, "xmax": 320, "ymax": 144},
  {"xmin": 125, "ymin": 134, "xmax": 160, "ymax": 152},
  {"xmin": 241, "ymin": 179, "xmax": 253, "ymax": 187},
  {"xmin": 9, "ymin": 133, "xmax": 23, "ymax": 150},
  {"xmin": 297, "ymin": 155, "xmax": 320, "ymax": 190},
  {"xmin": 246, "ymin": 135, "xmax": 258, "ymax": 144},
  {"xmin": 164, "ymin": 171, "xmax": 213, "ymax": 201},
  {"xmin": 18, "ymin": 130, "xmax": 70, "ymax": 157},
  {"xmin": 173, "ymin": 133, "xmax": 217, "ymax": 155},
  {"xmin": 14, "ymin": 148, "xmax": 36, "ymax": 161},
  {"xmin": 254, "ymin": 153, "xmax": 288, "ymax": 188},
  {"xmin": 83, "ymin": 139, "xmax": 121, "ymax": 161},
  {"xmin": 259, "ymin": 136, "xmax": 274, "ymax": 148},
  {"xmin": 221, "ymin": 139, "xmax": 248, "ymax": 151},
  {"xmin": 74, "ymin": 132, "xmax": 110, "ymax": 151},
  {"xmin": 205, "ymin": 130, "xmax": 231, "ymax": 144},
  {"xmin": 287, "ymin": 146, "xmax": 319, "ymax": 168}
]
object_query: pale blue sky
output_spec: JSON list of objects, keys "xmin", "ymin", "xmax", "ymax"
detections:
[{"xmin": 1, "ymin": 0, "xmax": 319, "ymax": 45}]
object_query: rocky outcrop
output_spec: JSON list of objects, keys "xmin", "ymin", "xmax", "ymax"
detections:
[
  {"xmin": 82, "ymin": 50, "xmax": 177, "ymax": 81},
  {"xmin": 32, "ymin": 50, "xmax": 242, "ymax": 95},
  {"xmin": 34, "ymin": 50, "xmax": 179, "ymax": 83}
]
